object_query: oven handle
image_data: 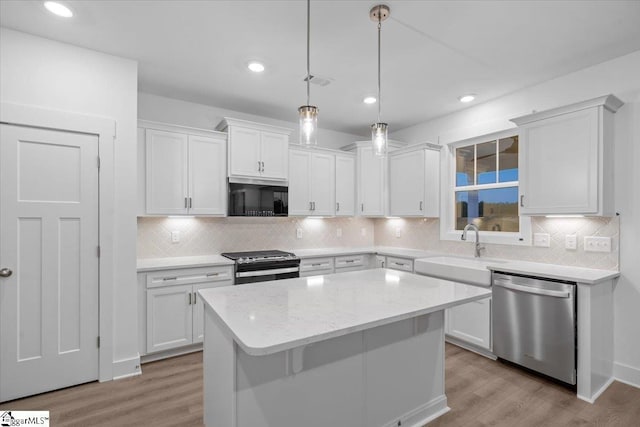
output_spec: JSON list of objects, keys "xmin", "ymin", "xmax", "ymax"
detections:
[
  {"xmin": 236, "ymin": 267, "xmax": 300, "ymax": 278},
  {"xmin": 493, "ymin": 279, "xmax": 571, "ymax": 298}
]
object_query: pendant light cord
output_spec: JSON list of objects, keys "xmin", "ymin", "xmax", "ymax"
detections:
[
  {"xmin": 306, "ymin": 0, "xmax": 311, "ymax": 106},
  {"xmin": 377, "ymin": 10, "xmax": 382, "ymax": 123}
]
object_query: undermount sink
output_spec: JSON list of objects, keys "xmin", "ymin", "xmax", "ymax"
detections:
[{"xmin": 414, "ymin": 256, "xmax": 507, "ymax": 287}]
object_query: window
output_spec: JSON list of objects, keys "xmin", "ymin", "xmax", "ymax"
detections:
[{"xmin": 441, "ymin": 130, "xmax": 531, "ymax": 245}]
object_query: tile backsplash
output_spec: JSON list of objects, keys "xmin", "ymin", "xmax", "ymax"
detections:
[
  {"xmin": 137, "ymin": 217, "xmax": 375, "ymax": 258},
  {"xmin": 138, "ymin": 216, "xmax": 619, "ymax": 270},
  {"xmin": 374, "ymin": 216, "xmax": 619, "ymax": 270}
]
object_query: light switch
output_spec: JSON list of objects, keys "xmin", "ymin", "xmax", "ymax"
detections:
[
  {"xmin": 584, "ymin": 236, "xmax": 611, "ymax": 252},
  {"xmin": 171, "ymin": 230, "xmax": 180, "ymax": 243},
  {"xmin": 336, "ymin": 228, "xmax": 342, "ymax": 238},
  {"xmin": 395, "ymin": 227, "xmax": 402, "ymax": 238},
  {"xmin": 296, "ymin": 228, "xmax": 303, "ymax": 239},
  {"xmin": 565, "ymin": 234, "xmax": 577, "ymax": 250},
  {"xmin": 533, "ymin": 233, "xmax": 550, "ymax": 247}
]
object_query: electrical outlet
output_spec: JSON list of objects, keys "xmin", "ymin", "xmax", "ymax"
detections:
[
  {"xmin": 565, "ymin": 234, "xmax": 577, "ymax": 250},
  {"xmin": 296, "ymin": 228, "xmax": 303, "ymax": 239},
  {"xmin": 171, "ymin": 230, "xmax": 180, "ymax": 243},
  {"xmin": 584, "ymin": 236, "xmax": 611, "ymax": 252},
  {"xmin": 533, "ymin": 233, "xmax": 550, "ymax": 247},
  {"xmin": 361, "ymin": 228, "xmax": 367, "ymax": 237},
  {"xmin": 336, "ymin": 228, "xmax": 342, "ymax": 238},
  {"xmin": 395, "ymin": 227, "xmax": 402, "ymax": 238}
]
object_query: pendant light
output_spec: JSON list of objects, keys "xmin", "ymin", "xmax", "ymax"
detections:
[
  {"xmin": 370, "ymin": 4, "xmax": 390, "ymax": 157},
  {"xmin": 298, "ymin": 0, "xmax": 318, "ymax": 145}
]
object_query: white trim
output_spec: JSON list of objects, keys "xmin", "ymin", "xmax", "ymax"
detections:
[
  {"xmin": 440, "ymin": 129, "xmax": 532, "ymax": 246},
  {"xmin": 614, "ymin": 361, "xmax": 640, "ymax": 389},
  {"xmin": 1, "ymin": 102, "xmax": 116, "ymax": 382},
  {"xmin": 112, "ymin": 355, "xmax": 142, "ymax": 380},
  {"xmin": 577, "ymin": 376, "xmax": 615, "ymax": 404},
  {"xmin": 216, "ymin": 117, "xmax": 293, "ymax": 135}
]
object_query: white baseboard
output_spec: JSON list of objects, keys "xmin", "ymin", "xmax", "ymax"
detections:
[
  {"xmin": 614, "ymin": 361, "xmax": 640, "ymax": 389},
  {"xmin": 578, "ymin": 376, "xmax": 615, "ymax": 403},
  {"xmin": 112, "ymin": 354, "xmax": 142, "ymax": 380},
  {"xmin": 401, "ymin": 395, "xmax": 449, "ymax": 427},
  {"xmin": 445, "ymin": 335, "xmax": 497, "ymax": 360},
  {"xmin": 140, "ymin": 343, "xmax": 203, "ymax": 364}
]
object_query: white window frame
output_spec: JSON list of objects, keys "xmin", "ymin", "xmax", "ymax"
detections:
[{"xmin": 440, "ymin": 129, "xmax": 531, "ymax": 246}]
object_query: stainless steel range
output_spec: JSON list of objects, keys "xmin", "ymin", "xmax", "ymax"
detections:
[{"xmin": 221, "ymin": 250, "xmax": 300, "ymax": 285}]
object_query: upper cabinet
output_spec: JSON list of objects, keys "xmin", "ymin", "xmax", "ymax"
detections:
[
  {"xmin": 389, "ymin": 143, "xmax": 441, "ymax": 217},
  {"xmin": 512, "ymin": 95, "xmax": 623, "ymax": 216},
  {"xmin": 216, "ymin": 118, "xmax": 291, "ymax": 182},
  {"xmin": 289, "ymin": 148, "xmax": 336, "ymax": 216},
  {"xmin": 335, "ymin": 153, "xmax": 356, "ymax": 216},
  {"xmin": 138, "ymin": 121, "xmax": 227, "ymax": 216}
]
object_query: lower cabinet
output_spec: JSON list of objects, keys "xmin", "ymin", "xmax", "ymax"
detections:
[
  {"xmin": 377, "ymin": 255, "xmax": 414, "ymax": 272},
  {"xmin": 299, "ymin": 257, "xmax": 335, "ymax": 277},
  {"xmin": 445, "ymin": 297, "xmax": 492, "ymax": 351},
  {"xmin": 334, "ymin": 254, "xmax": 371, "ymax": 273},
  {"xmin": 139, "ymin": 265, "xmax": 233, "ymax": 356}
]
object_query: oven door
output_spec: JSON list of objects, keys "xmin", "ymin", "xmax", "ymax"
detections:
[{"xmin": 235, "ymin": 266, "xmax": 300, "ymax": 285}]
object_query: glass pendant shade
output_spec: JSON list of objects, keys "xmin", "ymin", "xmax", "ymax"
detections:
[
  {"xmin": 371, "ymin": 122, "xmax": 388, "ymax": 157},
  {"xmin": 299, "ymin": 105, "xmax": 318, "ymax": 145}
]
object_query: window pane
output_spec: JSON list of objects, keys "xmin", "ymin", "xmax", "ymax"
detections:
[
  {"xmin": 455, "ymin": 187, "xmax": 519, "ymax": 232},
  {"xmin": 498, "ymin": 136, "xmax": 518, "ymax": 182},
  {"xmin": 455, "ymin": 145, "xmax": 474, "ymax": 186},
  {"xmin": 476, "ymin": 141, "xmax": 497, "ymax": 185}
]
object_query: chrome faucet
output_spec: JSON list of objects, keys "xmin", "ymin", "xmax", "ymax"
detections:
[{"xmin": 461, "ymin": 223, "xmax": 485, "ymax": 258}]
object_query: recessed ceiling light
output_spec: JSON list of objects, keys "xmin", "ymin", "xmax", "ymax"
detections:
[
  {"xmin": 44, "ymin": 1, "xmax": 73, "ymax": 18},
  {"xmin": 458, "ymin": 94, "xmax": 476, "ymax": 103},
  {"xmin": 247, "ymin": 62, "xmax": 265, "ymax": 73},
  {"xmin": 363, "ymin": 96, "xmax": 377, "ymax": 104}
]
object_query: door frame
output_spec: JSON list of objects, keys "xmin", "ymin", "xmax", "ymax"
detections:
[{"xmin": 1, "ymin": 102, "xmax": 116, "ymax": 382}]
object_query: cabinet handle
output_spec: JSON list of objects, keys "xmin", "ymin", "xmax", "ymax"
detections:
[
  {"xmin": 312, "ymin": 201, "xmax": 316, "ymax": 210},
  {"xmin": 361, "ymin": 203, "xmax": 364, "ymax": 212},
  {"xmin": 381, "ymin": 261, "xmax": 385, "ymax": 268},
  {"xmin": 189, "ymin": 197, "xmax": 192, "ymax": 208},
  {"xmin": 309, "ymin": 201, "xmax": 313, "ymax": 211},
  {"xmin": 192, "ymin": 292, "xmax": 197, "ymax": 305},
  {"xmin": 311, "ymin": 263, "xmax": 324, "ymax": 267},
  {"xmin": 393, "ymin": 262, "xmax": 405, "ymax": 266},
  {"xmin": 336, "ymin": 202, "xmax": 339, "ymax": 212},
  {"xmin": 345, "ymin": 259, "xmax": 355, "ymax": 263},
  {"xmin": 419, "ymin": 201, "xmax": 423, "ymax": 211},
  {"xmin": 261, "ymin": 161, "xmax": 265, "ymax": 172},
  {"xmin": 162, "ymin": 277, "xmax": 177, "ymax": 281},
  {"xmin": 184, "ymin": 197, "xmax": 188, "ymax": 208},
  {"xmin": 258, "ymin": 161, "xmax": 261, "ymax": 172},
  {"xmin": 520, "ymin": 195, "xmax": 524, "ymax": 207},
  {"xmin": 187, "ymin": 293, "xmax": 192, "ymax": 305},
  {"xmin": 206, "ymin": 272, "xmax": 219, "ymax": 277}
]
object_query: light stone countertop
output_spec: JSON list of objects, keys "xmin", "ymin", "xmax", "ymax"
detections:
[
  {"xmin": 486, "ymin": 260, "xmax": 619, "ymax": 284},
  {"xmin": 137, "ymin": 255, "xmax": 234, "ymax": 272},
  {"xmin": 292, "ymin": 246, "xmax": 442, "ymax": 259},
  {"xmin": 198, "ymin": 268, "xmax": 491, "ymax": 356}
]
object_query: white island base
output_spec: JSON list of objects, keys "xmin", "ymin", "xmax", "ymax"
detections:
[{"xmin": 204, "ymin": 308, "xmax": 448, "ymax": 427}]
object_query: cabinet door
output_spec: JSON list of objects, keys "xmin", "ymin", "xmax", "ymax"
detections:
[
  {"xmin": 423, "ymin": 149, "xmax": 440, "ymax": 217},
  {"xmin": 229, "ymin": 127, "xmax": 261, "ymax": 178},
  {"xmin": 192, "ymin": 282, "xmax": 231, "ymax": 344},
  {"xmin": 146, "ymin": 129, "xmax": 188, "ymax": 214},
  {"xmin": 310, "ymin": 152, "xmax": 336, "ymax": 216},
  {"xmin": 335, "ymin": 155, "xmax": 355, "ymax": 216},
  {"xmin": 188, "ymin": 135, "xmax": 227, "ymax": 215},
  {"xmin": 147, "ymin": 285, "xmax": 193, "ymax": 353},
  {"xmin": 385, "ymin": 256, "xmax": 413, "ymax": 272},
  {"xmin": 260, "ymin": 131, "xmax": 289, "ymax": 180},
  {"xmin": 446, "ymin": 297, "xmax": 491, "ymax": 350},
  {"xmin": 288, "ymin": 150, "xmax": 312, "ymax": 215},
  {"xmin": 520, "ymin": 108, "xmax": 599, "ymax": 214},
  {"xmin": 389, "ymin": 151, "xmax": 424, "ymax": 216},
  {"xmin": 358, "ymin": 146, "xmax": 385, "ymax": 216}
]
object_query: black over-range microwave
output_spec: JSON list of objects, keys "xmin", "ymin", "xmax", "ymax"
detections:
[{"xmin": 228, "ymin": 181, "xmax": 288, "ymax": 216}]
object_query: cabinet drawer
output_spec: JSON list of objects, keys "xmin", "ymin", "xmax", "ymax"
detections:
[
  {"xmin": 146, "ymin": 265, "xmax": 233, "ymax": 288},
  {"xmin": 300, "ymin": 257, "xmax": 334, "ymax": 276},
  {"xmin": 334, "ymin": 254, "xmax": 366, "ymax": 269},
  {"xmin": 334, "ymin": 265, "xmax": 367, "ymax": 273},
  {"xmin": 385, "ymin": 256, "xmax": 413, "ymax": 272}
]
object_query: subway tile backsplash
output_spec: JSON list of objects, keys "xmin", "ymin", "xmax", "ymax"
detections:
[{"xmin": 137, "ymin": 216, "xmax": 618, "ymax": 270}]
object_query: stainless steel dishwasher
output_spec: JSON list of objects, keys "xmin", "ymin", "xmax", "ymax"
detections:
[{"xmin": 492, "ymin": 271, "xmax": 577, "ymax": 385}]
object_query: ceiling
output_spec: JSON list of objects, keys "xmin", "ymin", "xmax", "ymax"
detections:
[{"xmin": 2, "ymin": 1, "xmax": 640, "ymax": 137}]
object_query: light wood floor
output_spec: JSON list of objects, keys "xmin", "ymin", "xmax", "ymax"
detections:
[{"xmin": 2, "ymin": 344, "xmax": 639, "ymax": 426}]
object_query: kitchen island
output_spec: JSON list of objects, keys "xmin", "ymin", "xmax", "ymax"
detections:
[{"xmin": 199, "ymin": 268, "xmax": 491, "ymax": 427}]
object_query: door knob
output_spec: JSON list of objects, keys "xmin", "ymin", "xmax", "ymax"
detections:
[{"xmin": 0, "ymin": 268, "xmax": 12, "ymax": 278}]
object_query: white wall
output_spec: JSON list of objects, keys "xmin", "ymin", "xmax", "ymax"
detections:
[
  {"xmin": 391, "ymin": 50, "xmax": 640, "ymax": 387},
  {"xmin": 138, "ymin": 92, "xmax": 362, "ymax": 150},
  {"xmin": 0, "ymin": 28, "xmax": 139, "ymax": 376}
]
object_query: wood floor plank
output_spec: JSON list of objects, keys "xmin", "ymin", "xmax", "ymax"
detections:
[{"xmin": 1, "ymin": 345, "xmax": 639, "ymax": 426}]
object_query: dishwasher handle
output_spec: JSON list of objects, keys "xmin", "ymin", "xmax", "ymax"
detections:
[{"xmin": 493, "ymin": 278, "xmax": 571, "ymax": 298}]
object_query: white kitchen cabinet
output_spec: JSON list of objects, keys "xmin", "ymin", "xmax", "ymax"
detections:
[
  {"xmin": 299, "ymin": 257, "xmax": 335, "ymax": 277},
  {"xmin": 289, "ymin": 148, "xmax": 335, "ymax": 216},
  {"xmin": 335, "ymin": 154, "xmax": 356, "ymax": 216},
  {"xmin": 334, "ymin": 254, "xmax": 371, "ymax": 273},
  {"xmin": 357, "ymin": 145, "xmax": 386, "ymax": 216},
  {"xmin": 385, "ymin": 256, "xmax": 414, "ymax": 272},
  {"xmin": 139, "ymin": 121, "xmax": 227, "ymax": 216},
  {"xmin": 445, "ymin": 297, "xmax": 492, "ymax": 351},
  {"xmin": 389, "ymin": 143, "xmax": 441, "ymax": 217},
  {"xmin": 139, "ymin": 265, "xmax": 234, "ymax": 356},
  {"xmin": 512, "ymin": 94, "xmax": 623, "ymax": 216},
  {"xmin": 217, "ymin": 118, "xmax": 292, "ymax": 182}
]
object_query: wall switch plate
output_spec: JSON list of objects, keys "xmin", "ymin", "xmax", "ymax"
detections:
[
  {"xmin": 296, "ymin": 228, "xmax": 303, "ymax": 239},
  {"xmin": 171, "ymin": 230, "xmax": 180, "ymax": 243},
  {"xmin": 565, "ymin": 234, "xmax": 577, "ymax": 250},
  {"xmin": 395, "ymin": 227, "xmax": 402, "ymax": 238},
  {"xmin": 361, "ymin": 228, "xmax": 367, "ymax": 237},
  {"xmin": 533, "ymin": 233, "xmax": 550, "ymax": 247},
  {"xmin": 584, "ymin": 236, "xmax": 611, "ymax": 252},
  {"xmin": 336, "ymin": 228, "xmax": 342, "ymax": 238}
]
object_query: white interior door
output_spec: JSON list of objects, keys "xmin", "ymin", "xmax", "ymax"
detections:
[{"xmin": 0, "ymin": 124, "xmax": 99, "ymax": 402}]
